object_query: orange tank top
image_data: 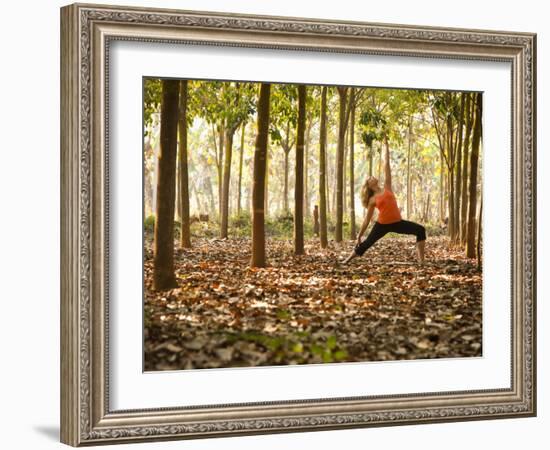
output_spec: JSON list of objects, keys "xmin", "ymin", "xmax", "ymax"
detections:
[{"xmin": 375, "ymin": 188, "xmax": 402, "ymax": 224}]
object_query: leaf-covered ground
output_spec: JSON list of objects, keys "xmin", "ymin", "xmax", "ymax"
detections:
[{"xmin": 144, "ymin": 235, "xmax": 482, "ymax": 371}]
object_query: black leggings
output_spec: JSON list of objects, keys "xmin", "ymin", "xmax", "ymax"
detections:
[{"xmin": 355, "ymin": 220, "xmax": 426, "ymax": 256}]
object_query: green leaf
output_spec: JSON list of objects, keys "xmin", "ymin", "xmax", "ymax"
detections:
[
  {"xmin": 326, "ymin": 335, "xmax": 337, "ymax": 350},
  {"xmin": 311, "ymin": 344, "xmax": 323, "ymax": 356},
  {"xmin": 322, "ymin": 350, "xmax": 333, "ymax": 363},
  {"xmin": 292, "ymin": 342, "xmax": 304, "ymax": 353},
  {"xmin": 333, "ymin": 350, "xmax": 348, "ymax": 361},
  {"xmin": 276, "ymin": 309, "xmax": 291, "ymax": 320}
]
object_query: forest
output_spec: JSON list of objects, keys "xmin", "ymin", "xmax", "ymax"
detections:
[{"xmin": 143, "ymin": 79, "xmax": 483, "ymax": 371}]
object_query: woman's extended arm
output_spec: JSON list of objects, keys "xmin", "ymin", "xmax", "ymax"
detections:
[
  {"xmin": 384, "ymin": 135, "xmax": 392, "ymax": 191},
  {"xmin": 356, "ymin": 203, "xmax": 375, "ymax": 244}
]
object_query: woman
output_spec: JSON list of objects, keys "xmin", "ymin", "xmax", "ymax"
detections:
[{"xmin": 342, "ymin": 138, "xmax": 426, "ymax": 264}]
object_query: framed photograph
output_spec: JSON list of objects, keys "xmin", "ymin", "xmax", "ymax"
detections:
[{"xmin": 60, "ymin": 2, "xmax": 536, "ymax": 446}]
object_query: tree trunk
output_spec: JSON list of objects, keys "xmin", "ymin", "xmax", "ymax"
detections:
[
  {"xmin": 237, "ymin": 121, "xmax": 245, "ymax": 215},
  {"xmin": 215, "ymin": 125, "xmax": 224, "ymax": 218},
  {"xmin": 319, "ymin": 86, "xmax": 329, "ymax": 248},
  {"xmin": 294, "ymin": 85, "xmax": 306, "ymax": 255},
  {"xmin": 205, "ymin": 173, "xmax": 215, "ymax": 216},
  {"xmin": 153, "ymin": 79, "xmax": 179, "ymax": 290},
  {"xmin": 477, "ymin": 196, "xmax": 483, "ymax": 270},
  {"xmin": 177, "ymin": 80, "xmax": 191, "ymax": 248},
  {"xmin": 447, "ymin": 170, "xmax": 454, "ymax": 238},
  {"xmin": 349, "ymin": 100, "xmax": 356, "ymax": 239},
  {"xmin": 453, "ymin": 93, "xmax": 466, "ymax": 243},
  {"xmin": 264, "ymin": 149, "xmax": 269, "ymax": 216},
  {"xmin": 283, "ymin": 148, "xmax": 289, "ymax": 212},
  {"xmin": 410, "ymin": 177, "xmax": 414, "ymax": 218},
  {"xmin": 220, "ymin": 127, "xmax": 234, "ymax": 238},
  {"xmin": 368, "ymin": 142, "xmax": 373, "ymax": 177},
  {"xmin": 343, "ymin": 124, "xmax": 348, "ymax": 216},
  {"xmin": 466, "ymin": 93, "xmax": 482, "ymax": 258},
  {"xmin": 251, "ymin": 83, "xmax": 271, "ymax": 268},
  {"xmin": 150, "ymin": 141, "xmax": 159, "ymax": 217},
  {"xmin": 406, "ymin": 116, "xmax": 413, "ymax": 219},
  {"xmin": 335, "ymin": 87, "xmax": 348, "ymax": 242},
  {"xmin": 219, "ymin": 127, "xmax": 225, "ymax": 217},
  {"xmin": 332, "ymin": 160, "xmax": 337, "ymax": 219},
  {"xmin": 378, "ymin": 144, "xmax": 382, "ymax": 180},
  {"xmin": 192, "ymin": 183, "xmax": 203, "ymax": 214},
  {"xmin": 304, "ymin": 121, "xmax": 312, "ymax": 219},
  {"xmin": 176, "ymin": 159, "xmax": 181, "ymax": 222},
  {"xmin": 209, "ymin": 126, "xmax": 217, "ymax": 215},
  {"xmin": 282, "ymin": 120, "xmax": 292, "ymax": 213},
  {"xmin": 304, "ymin": 139, "xmax": 309, "ymax": 218},
  {"xmin": 424, "ymin": 191, "xmax": 431, "ymax": 223},
  {"xmin": 461, "ymin": 93, "xmax": 474, "ymax": 244},
  {"xmin": 439, "ymin": 148, "xmax": 444, "ymax": 223},
  {"xmin": 326, "ymin": 149, "xmax": 331, "ymax": 217},
  {"xmin": 446, "ymin": 116, "xmax": 455, "ymax": 239},
  {"xmin": 313, "ymin": 205, "xmax": 320, "ymax": 236}
]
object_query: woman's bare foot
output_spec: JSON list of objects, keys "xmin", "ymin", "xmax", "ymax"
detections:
[{"xmin": 342, "ymin": 250, "xmax": 357, "ymax": 264}]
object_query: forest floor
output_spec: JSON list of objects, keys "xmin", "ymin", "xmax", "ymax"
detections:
[{"xmin": 144, "ymin": 235, "xmax": 482, "ymax": 371}]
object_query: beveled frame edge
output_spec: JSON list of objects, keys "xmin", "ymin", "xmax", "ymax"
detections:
[{"xmin": 60, "ymin": 2, "xmax": 537, "ymax": 446}]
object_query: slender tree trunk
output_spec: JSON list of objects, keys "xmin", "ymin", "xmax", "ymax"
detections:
[
  {"xmin": 319, "ymin": 86, "xmax": 328, "ymax": 248},
  {"xmin": 466, "ymin": 93, "xmax": 482, "ymax": 258},
  {"xmin": 216, "ymin": 125, "xmax": 225, "ymax": 217},
  {"xmin": 378, "ymin": 145, "xmax": 382, "ymax": 180},
  {"xmin": 176, "ymin": 160, "xmax": 181, "ymax": 222},
  {"xmin": 177, "ymin": 80, "xmax": 191, "ymax": 248},
  {"xmin": 424, "ymin": 192, "xmax": 431, "ymax": 222},
  {"xmin": 192, "ymin": 183, "xmax": 203, "ymax": 214},
  {"xmin": 343, "ymin": 125, "xmax": 348, "ymax": 216},
  {"xmin": 220, "ymin": 128, "xmax": 234, "ymax": 238},
  {"xmin": 332, "ymin": 161, "xmax": 337, "ymax": 219},
  {"xmin": 313, "ymin": 205, "xmax": 320, "ymax": 236},
  {"xmin": 264, "ymin": 149, "xmax": 269, "ymax": 216},
  {"xmin": 283, "ymin": 148, "xmax": 289, "ymax": 212},
  {"xmin": 237, "ymin": 122, "xmax": 245, "ymax": 215},
  {"xmin": 205, "ymin": 173, "xmax": 215, "ymax": 216},
  {"xmin": 461, "ymin": 93, "xmax": 474, "ymax": 244},
  {"xmin": 304, "ymin": 140, "xmax": 309, "ymax": 218},
  {"xmin": 304, "ymin": 121, "xmax": 312, "ymax": 219},
  {"xmin": 335, "ymin": 87, "xmax": 348, "ymax": 242},
  {"xmin": 433, "ymin": 107, "xmax": 448, "ymax": 226},
  {"xmin": 439, "ymin": 148, "xmax": 444, "ymax": 223},
  {"xmin": 368, "ymin": 142, "xmax": 373, "ymax": 177},
  {"xmin": 349, "ymin": 100, "xmax": 356, "ymax": 239},
  {"xmin": 326, "ymin": 163, "xmax": 331, "ymax": 217},
  {"xmin": 406, "ymin": 116, "xmax": 413, "ymax": 219},
  {"xmin": 143, "ymin": 140, "xmax": 157, "ymax": 217},
  {"xmin": 446, "ymin": 116, "xmax": 455, "ymax": 239},
  {"xmin": 210, "ymin": 126, "xmax": 218, "ymax": 215},
  {"xmin": 410, "ymin": 177, "xmax": 414, "ymax": 218},
  {"xmin": 477, "ymin": 196, "xmax": 483, "ymax": 270},
  {"xmin": 251, "ymin": 83, "xmax": 271, "ymax": 268},
  {"xmin": 453, "ymin": 94, "xmax": 465, "ymax": 243},
  {"xmin": 153, "ymin": 80, "xmax": 179, "ymax": 290},
  {"xmin": 294, "ymin": 85, "xmax": 306, "ymax": 255},
  {"xmin": 448, "ymin": 171, "xmax": 455, "ymax": 238}
]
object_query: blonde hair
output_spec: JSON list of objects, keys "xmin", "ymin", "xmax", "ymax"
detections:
[{"xmin": 360, "ymin": 179, "xmax": 375, "ymax": 208}]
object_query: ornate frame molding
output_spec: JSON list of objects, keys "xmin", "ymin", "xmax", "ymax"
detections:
[{"xmin": 61, "ymin": 3, "xmax": 536, "ymax": 446}]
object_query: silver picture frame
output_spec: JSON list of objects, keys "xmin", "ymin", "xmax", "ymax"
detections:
[{"xmin": 60, "ymin": 2, "xmax": 536, "ymax": 446}]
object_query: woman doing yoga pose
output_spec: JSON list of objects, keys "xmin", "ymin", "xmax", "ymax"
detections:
[{"xmin": 342, "ymin": 137, "xmax": 426, "ymax": 264}]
